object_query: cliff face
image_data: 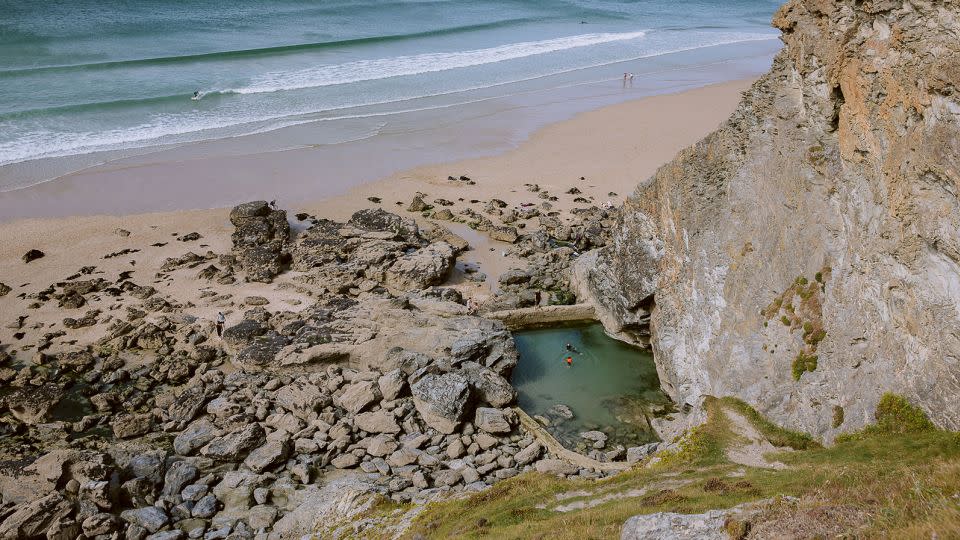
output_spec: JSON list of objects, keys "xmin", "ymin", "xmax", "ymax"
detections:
[{"xmin": 575, "ymin": 0, "xmax": 960, "ymax": 438}]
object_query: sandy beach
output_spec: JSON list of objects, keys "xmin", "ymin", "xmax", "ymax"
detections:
[{"xmin": 0, "ymin": 79, "xmax": 751, "ymax": 350}]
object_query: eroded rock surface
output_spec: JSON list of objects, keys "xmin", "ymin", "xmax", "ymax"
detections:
[{"xmin": 576, "ymin": 0, "xmax": 960, "ymax": 437}]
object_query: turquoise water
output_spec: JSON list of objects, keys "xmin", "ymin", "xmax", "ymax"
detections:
[
  {"xmin": 0, "ymin": 0, "xmax": 782, "ymax": 190},
  {"xmin": 511, "ymin": 323, "xmax": 671, "ymax": 451}
]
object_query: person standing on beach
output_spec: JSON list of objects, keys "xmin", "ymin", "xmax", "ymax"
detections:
[{"xmin": 216, "ymin": 312, "xmax": 225, "ymax": 337}]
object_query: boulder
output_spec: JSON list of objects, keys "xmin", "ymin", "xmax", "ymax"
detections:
[
  {"xmin": 112, "ymin": 413, "xmax": 154, "ymax": 439},
  {"xmin": 432, "ymin": 469, "xmax": 462, "ymax": 487},
  {"xmin": 275, "ymin": 382, "xmax": 328, "ymax": 419},
  {"xmin": 514, "ymin": 442, "xmax": 543, "ymax": 466},
  {"xmin": 354, "ymin": 410, "xmax": 401, "ymax": 434},
  {"xmin": 0, "ymin": 492, "xmax": 73, "ymax": 538},
  {"xmin": 377, "ymin": 369, "xmax": 406, "ymax": 401},
  {"xmin": 474, "ymin": 407, "xmax": 514, "ymax": 434},
  {"xmin": 221, "ymin": 320, "xmax": 267, "ymax": 351},
  {"xmin": 334, "ymin": 380, "xmax": 380, "ymax": 414},
  {"xmin": 244, "ymin": 439, "xmax": 290, "ymax": 473},
  {"xmin": 331, "ymin": 453, "xmax": 360, "ymax": 469},
  {"xmin": 162, "ymin": 461, "xmax": 198, "ymax": 497},
  {"xmin": 365, "ymin": 434, "xmax": 399, "ymax": 458},
  {"xmin": 247, "ymin": 505, "xmax": 279, "ymax": 530},
  {"xmin": 147, "ymin": 531, "xmax": 184, "ymax": 540},
  {"xmin": 234, "ymin": 333, "xmax": 291, "ymax": 370},
  {"xmin": 82, "ymin": 513, "xmax": 120, "ymax": 537},
  {"xmin": 229, "ymin": 201, "xmax": 289, "ymax": 283},
  {"xmin": 384, "ymin": 242, "xmax": 455, "ymax": 291},
  {"xmin": 201, "ymin": 424, "xmax": 266, "ymax": 461},
  {"xmin": 174, "ymin": 418, "xmax": 217, "ymax": 456},
  {"xmin": 349, "ymin": 208, "xmax": 419, "ymax": 240},
  {"xmin": 498, "ymin": 269, "xmax": 531, "ymax": 285},
  {"xmin": 626, "ymin": 443, "xmax": 659, "ymax": 465},
  {"xmin": 121, "ymin": 506, "xmax": 169, "ymax": 534},
  {"xmin": 461, "ymin": 362, "xmax": 516, "ymax": 407},
  {"xmin": 22, "ymin": 249, "xmax": 45, "ymax": 263},
  {"xmin": 488, "ymin": 226, "xmax": 519, "ymax": 243},
  {"xmin": 411, "ymin": 373, "xmax": 470, "ymax": 434},
  {"xmin": 620, "ymin": 510, "xmax": 730, "ymax": 540},
  {"xmin": 191, "ymin": 494, "xmax": 218, "ymax": 519}
]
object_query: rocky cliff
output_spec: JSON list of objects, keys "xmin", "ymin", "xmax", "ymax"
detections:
[{"xmin": 575, "ymin": 0, "xmax": 960, "ymax": 438}]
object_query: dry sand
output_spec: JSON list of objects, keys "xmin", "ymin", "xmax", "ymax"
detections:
[{"xmin": 0, "ymin": 79, "xmax": 752, "ymax": 348}]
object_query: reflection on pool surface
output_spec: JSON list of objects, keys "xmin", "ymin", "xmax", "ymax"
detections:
[{"xmin": 511, "ymin": 323, "xmax": 670, "ymax": 452}]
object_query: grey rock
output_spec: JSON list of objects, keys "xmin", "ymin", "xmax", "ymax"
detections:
[
  {"xmin": 247, "ymin": 505, "xmax": 279, "ymax": 530},
  {"xmin": 626, "ymin": 443, "xmax": 659, "ymax": 464},
  {"xmin": 461, "ymin": 362, "xmax": 516, "ymax": 408},
  {"xmin": 514, "ymin": 441, "xmax": 543, "ymax": 466},
  {"xmin": 0, "ymin": 492, "xmax": 73, "ymax": 538},
  {"xmin": 474, "ymin": 407, "xmax": 514, "ymax": 434},
  {"xmin": 234, "ymin": 333, "xmax": 291, "ymax": 371},
  {"xmin": 121, "ymin": 506, "xmax": 169, "ymax": 534},
  {"xmin": 620, "ymin": 510, "xmax": 729, "ymax": 540},
  {"xmin": 534, "ymin": 459, "xmax": 579, "ymax": 476},
  {"xmin": 191, "ymin": 494, "xmax": 218, "ymax": 519},
  {"xmin": 384, "ymin": 242, "xmax": 455, "ymax": 291},
  {"xmin": 354, "ymin": 410, "xmax": 401, "ymax": 434},
  {"xmin": 377, "ymin": 369, "xmax": 406, "ymax": 401},
  {"xmin": 411, "ymin": 373, "xmax": 470, "ymax": 434},
  {"xmin": 334, "ymin": 380, "xmax": 381, "ymax": 414},
  {"xmin": 174, "ymin": 418, "xmax": 217, "ymax": 456},
  {"xmin": 331, "ymin": 453, "xmax": 360, "ymax": 469},
  {"xmin": 82, "ymin": 513, "xmax": 120, "ymax": 536},
  {"xmin": 230, "ymin": 201, "xmax": 289, "ymax": 283},
  {"xmin": 163, "ymin": 461, "xmax": 199, "ymax": 497},
  {"xmin": 112, "ymin": 412, "xmax": 154, "ymax": 439},
  {"xmin": 201, "ymin": 424, "xmax": 266, "ymax": 461},
  {"xmin": 243, "ymin": 439, "xmax": 290, "ymax": 473},
  {"xmin": 147, "ymin": 531, "xmax": 185, "ymax": 540}
]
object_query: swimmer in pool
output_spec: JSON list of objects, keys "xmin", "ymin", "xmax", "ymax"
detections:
[{"xmin": 565, "ymin": 343, "xmax": 580, "ymax": 354}]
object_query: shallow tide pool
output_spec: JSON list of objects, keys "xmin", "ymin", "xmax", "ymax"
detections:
[{"xmin": 511, "ymin": 323, "xmax": 670, "ymax": 451}]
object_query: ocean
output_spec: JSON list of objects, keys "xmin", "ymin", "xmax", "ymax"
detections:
[{"xmin": 0, "ymin": 0, "xmax": 783, "ymax": 193}]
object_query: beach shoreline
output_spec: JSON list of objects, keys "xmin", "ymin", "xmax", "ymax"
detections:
[
  {"xmin": 0, "ymin": 36, "xmax": 779, "ymax": 222},
  {"xmin": 0, "ymin": 79, "xmax": 753, "ymax": 309}
]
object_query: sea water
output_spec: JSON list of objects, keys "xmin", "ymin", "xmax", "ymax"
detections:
[
  {"xmin": 0, "ymin": 0, "xmax": 783, "ymax": 191},
  {"xmin": 511, "ymin": 323, "xmax": 671, "ymax": 451}
]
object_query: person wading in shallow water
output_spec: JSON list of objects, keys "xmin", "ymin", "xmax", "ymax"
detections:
[
  {"xmin": 216, "ymin": 312, "xmax": 225, "ymax": 337},
  {"xmin": 566, "ymin": 356, "xmax": 573, "ymax": 367}
]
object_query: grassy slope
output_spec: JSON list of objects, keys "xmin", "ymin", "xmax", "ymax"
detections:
[{"xmin": 352, "ymin": 395, "xmax": 960, "ymax": 539}]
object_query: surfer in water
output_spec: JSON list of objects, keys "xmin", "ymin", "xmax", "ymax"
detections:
[{"xmin": 191, "ymin": 91, "xmax": 202, "ymax": 101}]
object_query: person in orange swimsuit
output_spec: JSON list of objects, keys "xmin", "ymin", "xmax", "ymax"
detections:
[{"xmin": 566, "ymin": 356, "xmax": 573, "ymax": 366}]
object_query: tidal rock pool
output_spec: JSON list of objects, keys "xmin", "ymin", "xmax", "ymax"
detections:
[{"xmin": 511, "ymin": 323, "xmax": 671, "ymax": 452}]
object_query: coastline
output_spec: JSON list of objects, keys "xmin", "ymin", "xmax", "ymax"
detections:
[
  {"xmin": 0, "ymin": 38, "xmax": 779, "ymax": 221},
  {"xmin": 0, "ymin": 79, "xmax": 753, "ymax": 315}
]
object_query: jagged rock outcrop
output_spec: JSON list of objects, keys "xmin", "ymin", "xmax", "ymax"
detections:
[
  {"xmin": 230, "ymin": 201, "xmax": 290, "ymax": 283},
  {"xmin": 576, "ymin": 0, "xmax": 960, "ymax": 438}
]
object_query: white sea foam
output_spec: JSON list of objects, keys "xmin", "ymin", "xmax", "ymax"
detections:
[
  {"xmin": 0, "ymin": 31, "xmax": 778, "ymax": 171},
  {"xmin": 224, "ymin": 31, "xmax": 650, "ymax": 95}
]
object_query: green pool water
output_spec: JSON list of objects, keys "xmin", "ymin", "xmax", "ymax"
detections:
[{"xmin": 511, "ymin": 323, "xmax": 671, "ymax": 451}]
